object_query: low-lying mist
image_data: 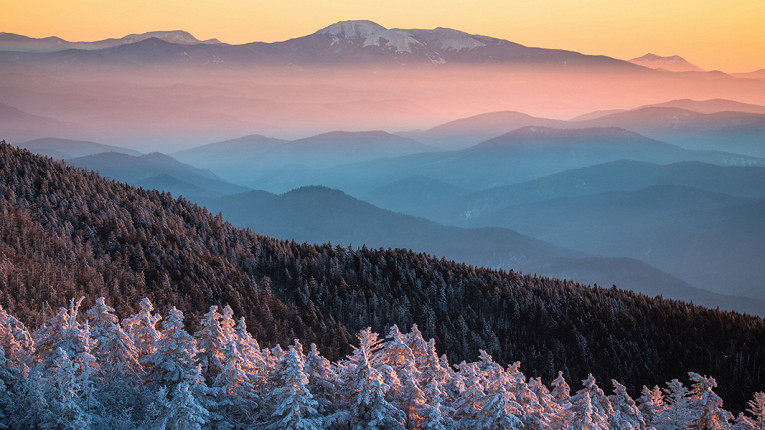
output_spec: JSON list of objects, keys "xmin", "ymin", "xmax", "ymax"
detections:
[{"xmin": 3, "ymin": 62, "xmax": 765, "ymax": 151}]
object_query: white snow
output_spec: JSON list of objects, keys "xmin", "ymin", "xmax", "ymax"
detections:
[{"xmin": 316, "ymin": 20, "xmax": 422, "ymax": 54}]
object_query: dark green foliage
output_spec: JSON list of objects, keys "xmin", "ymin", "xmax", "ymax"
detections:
[{"xmin": 0, "ymin": 141, "xmax": 762, "ymax": 412}]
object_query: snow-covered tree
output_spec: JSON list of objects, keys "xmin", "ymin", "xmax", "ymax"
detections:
[
  {"xmin": 47, "ymin": 347, "xmax": 96, "ymax": 429},
  {"xmin": 552, "ymin": 371, "xmax": 573, "ymax": 408},
  {"xmin": 88, "ymin": 297, "xmax": 141, "ymax": 377},
  {"xmin": 477, "ymin": 383, "xmax": 525, "ymax": 429},
  {"xmin": 732, "ymin": 413, "xmax": 756, "ymax": 430},
  {"xmin": 164, "ymin": 381, "xmax": 211, "ymax": 430},
  {"xmin": 344, "ymin": 328, "xmax": 406, "ymax": 430},
  {"xmin": 264, "ymin": 341, "xmax": 322, "ymax": 430},
  {"xmin": 530, "ymin": 376, "xmax": 567, "ymax": 429},
  {"xmin": 609, "ymin": 379, "xmax": 645, "ymax": 430},
  {"xmin": 194, "ymin": 305, "xmax": 227, "ymax": 383},
  {"xmin": 304, "ymin": 342, "xmax": 338, "ymax": 415},
  {"xmin": 34, "ymin": 297, "xmax": 97, "ymax": 372},
  {"xmin": 688, "ymin": 372, "xmax": 732, "ymax": 430},
  {"xmin": 452, "ymin": 361, "xmax": 486, "ymax": 427},
  {"xmin": 210, "ymin": 339, "xmax": 258, "ymax": 428},
  {"xmin": 748, "ymin": 392, "xmax": 765, "ymax": 430},
  {"xmin": 638, "ymin": 385, "xmax": 665, "ymax": 428},
  {"xmin": 567, "ymin": 374, "xmax": 612, "ymax": 430},
  {"xmin": 0, "ymin": 305, "xmax": 34, "ymax": 367},
  {"xmin": 122, "ymin": 297, "xmax": 161, "ymax": 358},
  {"xmin": 383, "ymin": 325, "xmax": 426, "ymax": 427},
  {"xmin": 659, "ymin": 378, "xmax": 691, "ymax": 430},
  {"xmin": 143, "ymin": 306, "xmax": 196, "ymax": 390}
]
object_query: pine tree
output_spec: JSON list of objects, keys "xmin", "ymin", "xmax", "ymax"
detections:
[
  {"xmin": 567, "ymin": 374, "xmax": 612, "ymax": 430},
  {"xmin": 265, "ymin": 341, "xmax": 322, "ymax": 430},
  {"xmin": 194, "ymin": 305, "xmax": 227, "ymax": 383},
  {"xmin": 122, "ymin": 297, "xmax": 161, "ymax": 358},
  {"xmin": 608, "ymin": 379, "xmax": 645, "ymax": 430},
  {"xmin": 87, "ymin": 297, "xmax": 141, "ymax": 377},
  {"xmin": 304, "ymin": 342, "xmax": 338, "ymax": 416},
  {"xmin": 477, "ymin": 382, "xmax": 525, "ymax": 430},
  {"xmin": 48, "ymin": 347, "xmax": 95, "ymax": 430},
  {"xmin": 748, "ymin": 392, "xmax": 765, "ymax": 430},
  {"xmin": 731, "ymin": 413, "xmax": 756, "ymax": 430},
  {"xmin": 529, "ymin": 376, "xmax": 566, "ymax": 429},
  {"xmin": 383, "ymin": 325, "xmax": 426, "ymax": 427},
  {"xmin": 212, "ymin": 339, "xmax": 259, "ymax": 428},
  {"xmin": 452, "ymin": 361, "xmax": 486, "ymax": 427},
  {"xmin": 164, "ymin": 381, "xmax": 210, "ymax": 430},
  {"xmin": 0, "ymin": 305, "xmax": 34, "ymax": 367},
  {"xmin": 660, "ymin": 378, "xmax": 691, "ymax": 430},
  {"xmin": 688, "ymin": 372, "xmax": 732, "ymax": 430},
  {"xmin": 143, "ymin": 306, "xmax": 197, "ymax": 390},
  {"xmin": 638, "ymin": 385, "xmax": 665, "ymax": 428},
  {"xmin": 345, "ymin": 328, "xmax": 406, "ymax": 430}
]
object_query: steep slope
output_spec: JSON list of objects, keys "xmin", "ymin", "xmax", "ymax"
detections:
[{"xmin": 1, "ymin": 141, "xmax": 763, "ymax": 409}]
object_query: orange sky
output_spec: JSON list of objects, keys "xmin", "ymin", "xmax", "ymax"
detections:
[{"xmin": 3, "ymin": 0, "xmax": 764, "ymax": 73}]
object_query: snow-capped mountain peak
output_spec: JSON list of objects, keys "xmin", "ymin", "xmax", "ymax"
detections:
[
  {"xmin": 314, "ymin": 20, "xmax": 423, "ymax": 53},
  {"xmin": 423, "ymin": 27, "xmax": 487, "ymax": 51}
]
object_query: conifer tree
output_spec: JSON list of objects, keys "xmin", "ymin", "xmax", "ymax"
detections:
[
  {"xmin": 211, "ymin": 339, "xmax": 258, "ymax": 429},
  {"xmin": 748, "ymin": 392, "xmax": 765, "ymax": 430},
  {"xmin": 452, "ymin": 361, "xmax": 486, "ymax": 427},
  {"xmin": 567, "ymin": 374, "xmax": 612, "ymax": 430},
  {"xmin": 638, "ymin": 385, "xmax": 665, "ymax": 428},
  {"xmin": 122, "ymin": 297, "xmax": 161, "ymax": 358},
  {"xmin": 48, "ymin": 347, "xmax": 96, "ymax": 430},
  {"xmin": 660, "ymin": 378, "xmax": 691, "ymax": 430},
  {"xmin": 194, "ymin": 305, "xmax": 228, "ymax": 383},
  {"xmin": 477, "ymin": 383, "xmax": 525, "ymax": 430},
  {"xmin": 608, "ymin": 379, "xmax": 645, "ymax": 430},
  {"xmin": 265, "ymin": 341, "xmax": 322, "ymax": 430},
  {"xmin": 0, "ymin": 305, "xmax": 34, "ymax": 367},
  {"xmin": 304, "ymin": 342, "xmax": 338, "ymax": 416},
  {"xmin": 688, "ymin": 372, "xmax": 733, "ymax": 430},
  {"xmin": 345, "ymin": 328, "xmax": 406, "ymax": 430},
  {"xmin": 530, "ymin": 376, "xmax": 566, "ymax": 429},
  {"xmin": 165, "ymin": 381, "xmax": 211, "ymax": 430},
  {"xmin": 143, "ymin": 306, "xmax": 196, "ymax": 390},
  {"xmin": 383, "ymin": 325, "xmax": 426, "ymax": 427},
  {"xmin": 731, "ymin": 413, "xmax": 756, "ymax": 430}
]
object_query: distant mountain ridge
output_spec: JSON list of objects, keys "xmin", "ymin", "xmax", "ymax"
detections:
[
  {"xmin": 0, "ymin": 20, "xmax": 647, "ymax": 68},
  {"xmin": 0, "ymin": 30, "xmax": 221, "ymax": 52},
  {"xmin": 629, "ymin": 53, "xmax": 705, "ymax": 72}
]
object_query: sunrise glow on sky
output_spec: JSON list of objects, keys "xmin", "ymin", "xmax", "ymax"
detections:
[{"xmin": 3, "ymin": 0, "xmax": 765, "ymax": 73}]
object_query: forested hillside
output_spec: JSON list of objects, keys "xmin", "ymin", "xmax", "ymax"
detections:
[{"xmin": 0, "ymin": 141, "xmax": 763, "ymax": 411}]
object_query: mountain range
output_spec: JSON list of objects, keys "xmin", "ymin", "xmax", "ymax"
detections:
[
  {"xmin": 0, "ymin": 30, "xmax": 221, "ymax": 52},
  {"xmin": 0, "ymin": 21, "xmax": 645, "ymax": 69}
]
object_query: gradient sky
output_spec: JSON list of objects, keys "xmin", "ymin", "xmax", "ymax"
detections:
[{"xmin": 3, "ymin": 0, "xmax": 764, "ymax": 72}]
